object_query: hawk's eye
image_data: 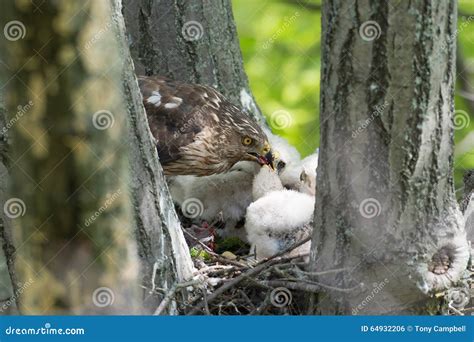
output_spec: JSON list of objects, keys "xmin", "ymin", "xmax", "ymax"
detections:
[{"xmin": 242, "ymin": 137, "xmax": 253, "ymax": 146}]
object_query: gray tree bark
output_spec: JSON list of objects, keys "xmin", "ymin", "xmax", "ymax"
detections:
[
  {"xmin": 122, "ymin": 0, "xmax": 266, "ymax": 125},
  {"xmin": 121, "ymin": 0, "xmax": 272, "ymax": 313},
  {"xmin": 310, "ymin": 0, "xmax": 469, "ymax": 314},
  {"xmin": 463, "ymin": 171, "xmax": 473, "ymax": 241},
  {"xmin": 0, "ymin": 95, "xmax": 18, "ymax": 314},
  {"xmin": 112, "ymin": 0, "xmax": 195, "ymax": 314},
  {"xmin": 2, "ymin": 0, "xmax": 140, "ymax": 314}
]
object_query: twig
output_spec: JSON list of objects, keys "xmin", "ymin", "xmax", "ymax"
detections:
[
  {"xmin": 153, "ymin": 284, "xmax": 177, "ymax": 315},
  {"xmin": 238, "ymin": 289, "xmax": 256, "ymax": 311},
  {"xmin": 250, "ymin": 293, "xmax": 272, "ymax": 315},
  {"xmin": 200, "ymin": 265, "xmax": 239, "ymax": 277},
  {"xmin": 271, "ymin": 264, "xmax": 295, "ymax": 278},
  {"xmin": 202, "ymin": 288, "xmax": 211, "ymax": 315},
  {"xmin": 243, "ymin": 275, "xmax": 273, "ymax": 289},
  {"xmin": 263, "ymin": 278, "xmax": 360, "ymax": 293},
  {"xmin": 151, "ymin": 261, "xmax": 160, "ymax": 292},
  {"xmin": 293, "ymin": 265, "xmax": 349, "ymax": 276},
  {"xmin": 255, "ymin": 236, "xmax": 311, "ymax": 266},
  {"xmin": 153, "ymin": 280, "xmax": 201, "ymax": 315},
  {"xmin": 187, "ymin": 236, "xmax": 311, "ymax": 314},
  {"xmin": 269, "ymin": 261, "xmax": 307, "ymax": 269},
  {"xmin": 187, "ymin": 253, "xmax": 307, "ymax": 314},
  {"xmin": 212, "ymin": 256, "xmax": 249, "ymax": 268},
  {"xmin": 183, "ymin": 229, "xmax": 218, "ymax": 255}
]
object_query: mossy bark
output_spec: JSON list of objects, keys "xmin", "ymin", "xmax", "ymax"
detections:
[
  {"xmin": 310, "ymin": 0, "xmax": 469, "ymax": 314},
  {"xmin": 112, "ymin": 0, "xmax": 194, "ymax": 314},
  {"xmin": 2, "ymin": 1, "xmax": 139, "ymax": 314}
]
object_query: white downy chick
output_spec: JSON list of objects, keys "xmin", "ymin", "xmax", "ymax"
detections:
[
  {"xmin": 279, "ymin": 162, "xmax": 303, "ymax": 191},
  {"xmin": 167, "ymin": 175, "xmax": 195, "ymax": 205},
  {"xmin": 245, "ymin": 167, "xmax": 315, "ymax": 260},
  {"xmin": 265, "ymin": 129, "xmax": 301, "ymax": 166},
  {"xmin": 252, "ymin": 166, "xmax": 284, "ymax": 200},
  {"xmin": 279, "ymin": 149, "xmax": 319, "ymax": 196},
  {"xmin": 168, "ymin": 161, "xmax": 260, "ymax": 241},
  {"xmin": 298, "ymin": 150, "xmax": 319, "ymax": 196},
  {"xmin": 264, "ymin": 129, "xmax": 305, "ymax": 191}
]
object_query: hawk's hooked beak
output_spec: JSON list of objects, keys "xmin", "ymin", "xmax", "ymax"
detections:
[
  {"xmin": 249, "ymin": 142, "xmax": 275, "ymax": 170},
  {"xmin": 260, "ymin": 150, "xmax": 275, "ymax": 170}
]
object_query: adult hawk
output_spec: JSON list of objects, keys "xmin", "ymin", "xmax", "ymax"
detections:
[{"xmin": 139, "ymin": 76, "xmax": 273, "ymax": 176}]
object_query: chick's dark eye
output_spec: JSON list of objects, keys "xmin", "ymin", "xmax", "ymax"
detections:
[
  {"xmin": 242, "ymin": 137, "xmax": 253, "ymax": 146},
  {"xmin": 300, "ymin": 171, "xmax": 307, "ymax": 181},
  {"xmin": 277, "ymin": 160, "xmax": 286, "ymax": 171}
]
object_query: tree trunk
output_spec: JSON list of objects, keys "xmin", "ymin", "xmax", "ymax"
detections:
[
  {"xmin": 310, "ymin": 0, "xmax": 469, "ymax": 314},
  {"xmin": 464, "ymin": 171, "xmax": 473, "ymax": 241},
  {"xmin": 122, "ymin": 0, "xmax": 266, "ymax": 124},
  {"xmin": 0, "ymin": 95, "xmax": 18, "ymax": 314},
  {"xmin": 2, "ymin": 1, "xmax": 139, "ymax": 314},
  {"xmin": 121, "ymin": 0, "xmax": 271, "ymax": 313},
  {"xmin": 112, "ymin": 0, "xmax": 195, "ymax": 314}
]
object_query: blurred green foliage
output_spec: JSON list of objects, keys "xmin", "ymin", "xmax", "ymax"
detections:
[
  {"xmin": 233, "ymin": 0, "xmax": 321, "ymax": 157},
  {"xmin": 233, "ymin": 0, "xmax": 474, "ymax": 190}
]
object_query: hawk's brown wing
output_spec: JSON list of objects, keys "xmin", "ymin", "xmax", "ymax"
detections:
[{"xmin": 138, "ymin": 76, "xmax": 221, "ymax": 165}]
